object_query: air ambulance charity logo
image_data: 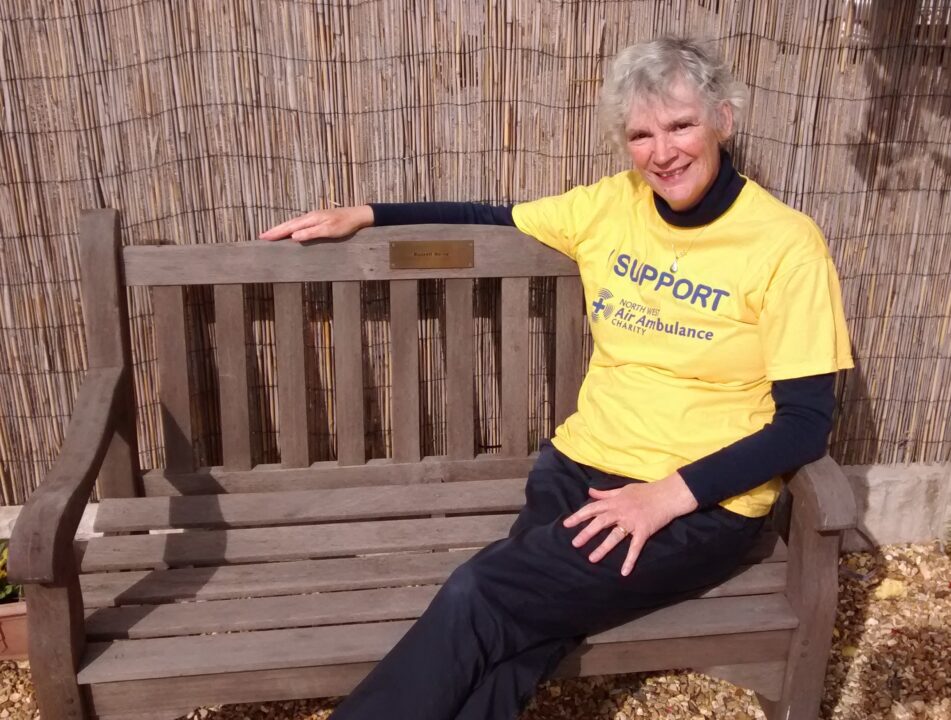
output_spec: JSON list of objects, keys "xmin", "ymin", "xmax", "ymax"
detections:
[{"xmin": 590, "ymin": 288, "xmax": 615, "ymax": 323}]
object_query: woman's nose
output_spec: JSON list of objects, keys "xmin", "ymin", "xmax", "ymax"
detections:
[{"xmin": 653, "ymin": 134, "xmax": 676, "ymax": 164}]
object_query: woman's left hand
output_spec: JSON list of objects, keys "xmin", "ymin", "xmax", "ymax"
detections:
[{"xmin": 562, "ymin": 473, "xmax": 699, "ymax": 576}]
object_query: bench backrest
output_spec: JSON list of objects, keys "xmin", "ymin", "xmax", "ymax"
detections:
[{"xmin": 80, "ymin": 210, "xmax": 586, "ymax": 496}]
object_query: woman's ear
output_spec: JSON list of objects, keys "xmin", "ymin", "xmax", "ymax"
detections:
[{"xmin": 716, "ymin": 102, "xmax": 735, "ymax": 141}]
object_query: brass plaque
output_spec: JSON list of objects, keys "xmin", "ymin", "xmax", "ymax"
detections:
[{"xmin": 389, "ymin": 240, "xmax": 474, "ymax": 270}]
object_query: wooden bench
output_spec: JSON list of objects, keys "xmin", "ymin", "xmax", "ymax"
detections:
[{"xmin": 10, "ymin": 209, "xmax": 857, "ymax": 720}]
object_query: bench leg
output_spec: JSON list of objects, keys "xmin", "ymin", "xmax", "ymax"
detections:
[
  {"xmin": 697, "ymin": 661, "xmax": 785, "ymax": 702},
  {"xmin": 772, "ymin": 500, "xmax": 842, "ymax": 720},
  {"xmin": 26, "ymin": 559, "xmax": 91, "ymax": 719}
]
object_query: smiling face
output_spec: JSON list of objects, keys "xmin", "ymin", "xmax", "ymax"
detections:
[{"xmin": 625, "ymin": 80, "xmax": 733, "ymax": 212}]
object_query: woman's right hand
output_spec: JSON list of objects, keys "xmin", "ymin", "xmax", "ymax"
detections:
[{"xmin": 258, "ymin": 205, "xmax": 374, "ymax": 242}]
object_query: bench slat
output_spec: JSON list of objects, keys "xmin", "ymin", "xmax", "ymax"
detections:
[
  {"xmin": 140, "ymin": 455, "xmax": 537, "ymax": 495},
  {"xmin": 152, "ymin": 286, "xmax": 193, "ymax": 471},
  {"xmin": 122, "ymin": 228, "xmax": 578, "ymax": 286},
  {"xmin": 445, "ymin": 279, "xmax": 474, "ymax": 459},
  {"xmin": 554, "ymin": 276, "xmax": 583, "ymax": 427},
  {"xmin": 332, "ymin": 281, "xmax": 365, "ymax": 465},
  {"xmin": 214, "ymin": 285, "xmax": 252, "ymax": 470},
  {"xmin": 81, "ymin": 549, "xmax": 480, "ymax": 608},
  {"xmin": 85, "ymin": 630, "xmax": 792, "ymax": 716},
  {"xmin": 80, "ymin": 532, "xmax": 787, "ymax": 608},
  {"xmin": 390, "ymin": 280, "xmax": 421, "ymax": 462},
  {"xmin": 80, "ymin": 514, "xmax": 518, "ymax": 572},
  {"xmin": 501, "ymin": 278, "xmax": 529, "ymax": 456},
  {"xmin": 274, "ymin": 283, "xmax": 310, "ymax": 467},
  {"xmin": 81, "ymin": 620, "xmax": 412, "ymax": 685},
  {"xmin": 94, "ymin": 477, "xmax": 527, "ymax": 532},
  {"xmin": 84, "ymin": 562, "xmax": 786, "ymax": 640},
  {"xmin": 560, "ymin": 629, "xmax": 791, "ymax": 684},
  {"xmin": 78, "ymin": 593, "xmax": 797, "ymax": 684},
  {"xmin": 85, "ymin": 585, "xmax": 440, "ymax": 640},
  {"xmin": 589, "ymin": 594, "xmax": 797, "ymax": 643}
]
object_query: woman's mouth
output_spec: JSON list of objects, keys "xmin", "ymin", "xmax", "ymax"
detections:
[{"xmin": 655, "ymin": 165, "xmax": 690, "ymax": 182}]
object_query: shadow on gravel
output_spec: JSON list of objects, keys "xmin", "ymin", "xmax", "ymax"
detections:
[{"xmin": 822, "ymin": 546, "xmax": 950, "ymax": 720}]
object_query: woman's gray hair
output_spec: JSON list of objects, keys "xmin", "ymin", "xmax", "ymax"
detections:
[{"xmin": 598, "ymin": 37, "xmax": 749, "ymax": 152}]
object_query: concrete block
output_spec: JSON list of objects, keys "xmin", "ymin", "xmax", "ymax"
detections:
[
  {"xmin": 0, "ymin": 503, "xmax": 101, "ymax": 541},
  {"xmin": 842, "ymin": 463, "xmax": 950, "ymax": 552}
]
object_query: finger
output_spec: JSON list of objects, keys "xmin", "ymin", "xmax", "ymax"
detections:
[
  {"xmin": 563, "ymin": 500, "xmax": 607, "ymax": 529},
  {"xmin": 621, "ymin": 534, "xmax": 646, "ymax": 576},
  {"xmin": 259, "ymin": 213, "xmax": 321, "ymax": 240},
  {"xmin": 588, "ymin": 487, "xmax": 621, "ymax": 499},
  {"xmin": 570, "ymin": 514, "xmax": 611, "ymax": 548},
  {"xmin": 588, "ymin": 525, "xmax": 629, "ymax": 563},
  {"xmin": 290, "ymin": 223, "xmax": 334, "ymax": 242},
  {"xmin": 259, "ymin": 229, "xmax": 286, "ymax": 241}
]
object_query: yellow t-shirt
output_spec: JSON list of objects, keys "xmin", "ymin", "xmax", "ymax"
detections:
[{"xmin": 512, "ymin": 171, "xmax": 854, "ymax": 517}]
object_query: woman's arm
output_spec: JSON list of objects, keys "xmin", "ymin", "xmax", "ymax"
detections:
[
  {"xmin": 562, "ymin": 373, "xmax": 836, "ymax": 575},
  {"xmin": 259, "ymin": 206, "xmax": 375, "ymax": 242},
  {"xmin": 370, "ymin": 202, "xmax": 515, "ymax": 226},
  {"xmin": 676, "ymin": 373, "xmax": 836, "ymax": 508},
  {"xmin": 259, "ymin": 203, "xmax": 515, "ymax": 242}
]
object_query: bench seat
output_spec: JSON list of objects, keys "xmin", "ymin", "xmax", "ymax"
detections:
[
  {"xmin": 85, "ymin": 627, "xmax": 795, "ymax": 719},
  {"xmin": 80, "ymin": 593, "xmax": 797, "ymax": 684},
  {"xmin": 73, "ymin": 478, "xmax": 794, "ymax": 717}
]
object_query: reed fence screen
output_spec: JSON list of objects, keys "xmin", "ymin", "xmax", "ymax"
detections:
[{"xmin": 1, "ymin": 0, "xmax": 949, "ymax": 505}]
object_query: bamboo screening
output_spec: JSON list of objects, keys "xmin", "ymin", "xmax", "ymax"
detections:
[{"xmin": 0, "ymin": 0, "xmax": 949, "ymax": 504}]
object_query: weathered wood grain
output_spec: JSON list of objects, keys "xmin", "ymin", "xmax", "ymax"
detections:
[
  {"xmin": 332, "ymin": 282, "xmax": 365, "ymax": 465},
  {"xmin": 500, "ymin": 278, "xmax": 529, "ymax": 456},
  {"xmin": 274, "ymin": 283, "xmax": 310, "ymax": 468},
  {"xmin": 122, "ymin": 228, "xmax": 578, "ymax": 286},
  {"xmin": 81, "ymin": 549, "xmax": 480, "ymax": 608},
  {"xmin": 788, "ymin": 454, "xmax": 858, "ymax": 532},
  {"xmin": 554, "ymin": 275, "xmax": 583, "ymax": 427},
  {"xmin": 152, "ymin": 286, "xmax": 194, "ymax": 472},
  {"xmin": 81, "ymin": 514, "xmax": 517, "ymax": 572},
  {"xmin": 81, "ymin": 539, "xmax": 785, "ymax": 609},
  {"xmin": 84, "ymin": 562, "xmax": 787, "ymax": 640},
  {"xmin": 214, "ymin": 284, "xmax": 252, "ymax": 471},
  {"xmin": 79, "ymin": 594, "xmax": 795, "ymax": 684},
  {"xmin": 9, "ymin": 368, "xmax": 122, "ymax": 585},
  {"xmin": 79, "ymin": 209, "xmax": 142, "ymax": 499},
  {"xmin": 25, "ymin": 555, "xmax": 89, "ymax": 718},
  {"xmin": 86, "ymin": 631, "xmax": 794, "ymax": 717},
  {"xmin": 389, "ymin": 280, "xmax": 421, "ymax": 462},
  {"xmin": 774, "ymin": 493, "xmax": 844, "ymax": 718},
  {"xmin": 140, "ymin": 454, "xmax": 537, "ymax": 494},
  {"xmin": 95, "ymin": 477, "xmax": 526, "ymax": 531},
  {"xmin": 445, "ymin": 279, "xmax": 475, "ymax": 459}
]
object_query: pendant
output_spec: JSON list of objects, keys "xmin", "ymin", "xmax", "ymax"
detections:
[{"xmin": 670, "ymin": 259, "xmax": 678, "ymax": 272}]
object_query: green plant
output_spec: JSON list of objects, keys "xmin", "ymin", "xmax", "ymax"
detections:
[{"xmin": 0, "ymin": 540, "xmax": 21, "ymax": 602}]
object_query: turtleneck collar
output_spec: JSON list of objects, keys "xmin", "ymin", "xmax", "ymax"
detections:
[{"xmin": 652, "ymin": 150, "xmax": 746, "ymax": 228}]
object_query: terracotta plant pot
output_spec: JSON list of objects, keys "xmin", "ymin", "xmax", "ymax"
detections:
[{"xmin": 0, "ymin": 600, "xmax": 27, "ymax": 660}]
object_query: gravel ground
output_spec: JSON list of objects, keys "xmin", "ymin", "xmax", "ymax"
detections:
[{"xmin": 3, "ymin": 541, "xmax": 949, "ymax": 719}]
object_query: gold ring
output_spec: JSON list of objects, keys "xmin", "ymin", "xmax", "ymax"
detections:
[{"xmin": 615, "ymin": 524, "xmax": 630, "ymax": 536}]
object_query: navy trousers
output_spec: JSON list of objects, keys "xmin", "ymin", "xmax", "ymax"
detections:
[{"xmin": 331, "ymin": 442, "xmax": 766, "ymax": 720}]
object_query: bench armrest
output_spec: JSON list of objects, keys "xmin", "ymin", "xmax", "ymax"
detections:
[
  {"xmin": 787, "ymin": 454, "xmax": 857, "ymax": 533},
  {"xmin": 8, "ymin": 366, "xmax": 124, "ymax": 585}
]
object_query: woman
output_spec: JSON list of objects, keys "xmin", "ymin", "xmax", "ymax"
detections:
[{"xmin": 260, "ymin": 37, "xmax": 853, "ymax": 720}]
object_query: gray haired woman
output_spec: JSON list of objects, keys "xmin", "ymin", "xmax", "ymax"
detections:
[{"xmin": 262, "ymin": 36, "xmax": 852, "ymax": 720}]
